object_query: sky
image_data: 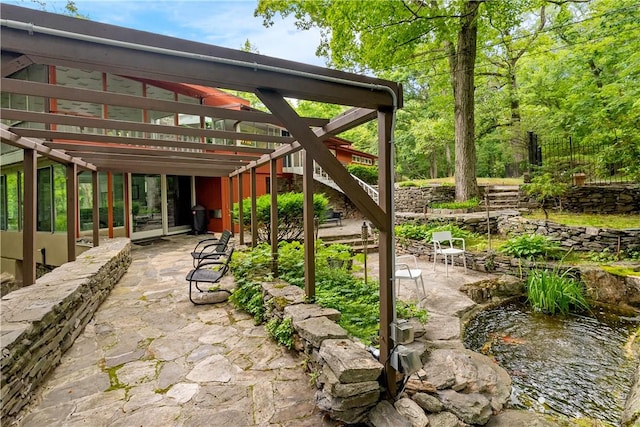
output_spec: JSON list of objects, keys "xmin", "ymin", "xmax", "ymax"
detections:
[{"xmin": 4, "ymin": 0, "xmax": 327, "ymax": 66}]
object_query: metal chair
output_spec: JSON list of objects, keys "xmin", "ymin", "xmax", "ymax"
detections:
[
  {"xmin": 395, "ymin": 254, "xmax": 426, "ymax": 300},
  {"xmin": 431, "ymin": 231, "xmax": 466, "ymax": 276},
  {"xmin": 191, "ymin": 229, "xmax": 232, "ymax": 267}
]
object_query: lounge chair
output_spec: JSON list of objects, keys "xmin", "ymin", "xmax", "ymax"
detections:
[
  {"xmin": 186, "ymin": 246, "xmax": 234, "ymax": 305},
  {"xmin": 191, "ymin": 229, "xmax": 232, "ymax": 267}
]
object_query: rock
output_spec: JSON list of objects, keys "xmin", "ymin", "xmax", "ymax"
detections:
[
  {"xmin": 283, "ymin": 303, "xmax": 341, "ymax": 324},
  {"xmin": 580, "ymin": 267, "xmax": 637, "ymax": 306},
  {"xmin": 622, "ymin": 364, "xmax": 640, "ymax": 427},
  {"xmin": 485, "ymin": 409, "xmax": 560, "ymax": 427},
  {"xmin": 421, "ymin": 349, "xmax": 511, "ymax": 413},
  {"xmin": 296, "ymin": 317, "xmax": 348, "ymax": 348},
  {"xmin": 368, "ymin": 400, "xmax": 412, "ymax": 427},
  {"xmin": 413, "ymin": 392, "xmax": 444, "ymax": 413},
  {"xmin": 460, "ymin": 275, "xmax": 525, "ymax": 304},
  {"xmin": 319, "ymin": 339, "xmax": 382, "ymax": 384},
  {"xmin": 189, "ymin": 289, "xmax": 231, "ymax": 304},
  {"xmin": 320, "ymin": 365, "xmax": 380, "ymax": 398},
  {"xmin": 394, "ymin": 397, "xmax": 429, "ymax": 427},
  {"xmin": 427, "ymin": 411, "xmax": 467, "ymax": 427},
  {"xmin": 437, "ymin": 390, "xmax": 492, "ymax": 425}
]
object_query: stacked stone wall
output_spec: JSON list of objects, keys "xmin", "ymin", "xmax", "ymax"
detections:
[
  {"xmin": 0, "ymin": 239, "xmax": 131, "ymax": 423},
  {"xmin": 498, "ymin": 216, "xmax": 640, "ymax": 253},
  {"xmin": 394, "ymin": 186, "xmax": 455, "ymax": 213}
]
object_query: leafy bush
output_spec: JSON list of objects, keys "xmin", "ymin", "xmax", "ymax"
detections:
[
  {"xmin": 395, "ymin": 222, "xmax": 479, "ymax": 245},
  {"xmin": 526, "ymin": 268, "xmax": 589, "ymax": 315},
  {"xmin": 232, "ymin": 241, "xmax": 427, "ymax": 345},
  {"xmin": 229, "ymin": 279, "xmax": 265, "ymax": 324},
  {"xmin": 233, "ymin": 192, "xmax": 328, "ymax": 242},
  {"xmin": 523, "ymin": 173, "xmax": 569, "ymax": 220},
  {"xmin": 500, "ymin": 234, "xmax": 563, "ymax": 260},
  {"xmin": 346, "ymin": 164, "xmax": 378, "ymax": 185},
  {"xmin": 266, "ymin": 317, "xmax": 295, "ymax": 349},
  {"xmin": 429, "ymin": 198, "xmax": 479, "ymax": 210}
]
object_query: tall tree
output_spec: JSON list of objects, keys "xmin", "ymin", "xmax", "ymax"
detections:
[{"xmin": 256, "ymin": 0, "xmax": 484, "ymax": 200}]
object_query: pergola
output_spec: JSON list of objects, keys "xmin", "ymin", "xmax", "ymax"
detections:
[{"xmin": 0, "ymin": 4, "xmax": 403, "ymax": 395}]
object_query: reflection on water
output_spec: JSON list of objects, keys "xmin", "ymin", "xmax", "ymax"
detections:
[{"xmin": 464, "ymin": 300, "xmax": 639, "ymax": 425}]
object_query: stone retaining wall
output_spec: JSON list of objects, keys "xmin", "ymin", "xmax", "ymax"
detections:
[
  {"xmin": 498, "ymin": 216, "xmax": 640, "ymax": 253},
  {"xmin": 0, "ymin": 239, "xmax": 131, "ymax": 423},
  {"xmin": 396, "ymin": 211, "xmax": 520, "ymax": 235},
  {"xmin": 259, "ymin": 278, "xmax": 513, "ymax": 426},
  {"xmin": 394, "ymin": 186, "xmax": 455, "ymax": 213},
  {"xmin": 520, "ymin": 185, "xmax": 640, "ymax": 214}
]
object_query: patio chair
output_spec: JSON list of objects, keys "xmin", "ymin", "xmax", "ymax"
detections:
[
  {"xmin": 191, "ymin": 229, "xmax": 232, "ymax": 267},
  {"xmin": 186, "ymin": 246, "xmax": 234, "ymax": 305},
  {"xmin": 395, "ymin": 254, "xmax": 426, "ymax": 300},
  {"xmin": 431, "ymin": 231, "xmax": 466, "ymax": 276}
]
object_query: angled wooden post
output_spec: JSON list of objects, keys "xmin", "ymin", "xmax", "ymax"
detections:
[
  {"xmin": 378, "ymin": 108, "xmax": 396, "ymax": 397},
  {"xmin": 92, "ymin": 171, "xmax": 99, "ymax": 247},
  {"xmin": 237, "ymin": 173, "xmax": 244, "ymax": 245},
  {"xmin": 23, "ymin": 148, "xmax": 36, "ymax": 286},
  {"xmin": 303, "ymin": 150, "xmax": 315, "ymax": 300},
  {"xmin": 250, "ymin": 167, "xmax": 258, "ymax": 247},
  {"xmin": 107, "ymin": 172, "xmax": 114, "ymax": 238},
  {"xmin": 270, "ymin": 159, "xmax": 278, "ymax": 277},
  {"xmin": 66, "ymin": 163, "xmax": 77, "ymax": 261}
]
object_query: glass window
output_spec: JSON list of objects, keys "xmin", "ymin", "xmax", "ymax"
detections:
[
  {"xmin": 2, "ymin": 64, "xmax": 47, "ymax": 128},
  {"xmin": 53, "ymin": 165, "xmax": 66, "ymax": 232},
  {"xmin": 37, "ymin": 166, "xmax": 53, "ymax": 232},
  {"xmin": 0, "ymin": 175, "xmax": 6, "ymax": 230},
  {"xmin": 78, "ymin": 172, "xmax": 94, "ymax": 231}
]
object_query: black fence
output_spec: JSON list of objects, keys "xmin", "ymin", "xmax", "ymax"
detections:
[{"xmin": 526, "ymin": 131, "xmax": 631, "ymax": 185}]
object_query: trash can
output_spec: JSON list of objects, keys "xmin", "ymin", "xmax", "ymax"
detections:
[{"xmin": 191, "ymin": 205, "xmax": 207, "ymax": 234}]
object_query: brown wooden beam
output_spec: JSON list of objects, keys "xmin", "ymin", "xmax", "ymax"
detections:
[
  {"xmin": 1, "ymin": 78, "xmax": 330, "ymax": 128},
  {"xmin": 377, "ymin": 109, "xmax": 396, "ymax": 397},
  {"xmin": 1, "ymin": 108, "xmax": 295, "ymax": 145},
  {"xmin": 303, "ymin": 150, "xmax": 315, "ymax": 299},
  {"xmin": 229, "ymin": 107, "xmax": 376, "ymax": 177},
  {"xmin": 270, "ymin": 159, "xmax": 278, "ymax": 277},
  {"xmin": 250, "ymin": 167, "xmax": 258, "ymax": 248},
  {"xmin": 71, "ymin": 152, "xmax": 248, "ymax": 168},
  {"xmin": 66, "ymin": 163, "xmax": 77, "ymax": 261},
  {"xmin": 45, "ymin": 142, "xmax": 259, "ymax": 162},
  {"xmin": 1, "ymin": 54, "xmax": 33, "ymax": 77},
  {"xmin": 256, "ymin": 89, "xmax": 387, "ymax": 231},
  {"xmin": 1, "ymin": 124, "xmax": 96, "ymax": 170},
  {"xmin": 237, "ymin": 173, "xmax": 244, "ymax": 245},
  {"xmin": 23, "ymin": 148, "xmax": 36, "ymax": 286},
  {"xmin": 228, "ymin": 176, "xmax": 234, "ymax": 236},
  {"xmin": 92, "ymin": 171, "xmax": 99, "ymax": 247},
  {"xmin": 10, "ymin": 128, "xmax": 274, "ymax": 155},
  {"xmin": 90, "ymin": 163, "xmax": 235, "ymax": 177}
]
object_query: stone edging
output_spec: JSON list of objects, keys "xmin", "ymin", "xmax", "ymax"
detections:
[
  {"xmin": 0, "ymin": 238, "xmax": 131, "ymax": 424},
  {"xmin": 259, "ymin": 279, "xmax": 514, "ymax": 426}
]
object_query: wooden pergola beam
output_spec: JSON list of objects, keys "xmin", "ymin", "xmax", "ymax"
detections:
[
  {"xmin": 1, "ymin": 125, "xmax": 97, "ymax": 170},
  {"xmin": 256, "ymin": 89, "xmax": 387, "ymax": 231},
  {"xmin": 1, "ymin": 54, "xmax": 32, "ymax": 77},
  {"xmin": 71, "ymin": 152, "xmax": 248, "ymax": 168},
  {"xmin": 1, "ymin": 78, "xmax": 329, "ymax": 128},
  {"xmin": 0, "ymin": 108, "xmax": 296, "ymax": 145},
  {"xmin": 9, "ymin": 128, "xmax": 274, "ymax": 155}
]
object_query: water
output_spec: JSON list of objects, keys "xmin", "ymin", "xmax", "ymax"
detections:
[{"xmin": 463, "ymin": 300, "xmax": 639, "ymax": 425}]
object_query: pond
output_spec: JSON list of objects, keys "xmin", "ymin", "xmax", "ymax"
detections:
[{"xmin": 463, "ymin": 300, "xmax": 639, "ymax": 425}]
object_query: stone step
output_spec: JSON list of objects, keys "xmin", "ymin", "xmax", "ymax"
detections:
[{"xmin": 486, "ymin": 191, "xmax": 520, "ymax": 198}]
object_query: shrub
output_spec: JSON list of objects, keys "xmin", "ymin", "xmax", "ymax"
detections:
[
  {"xmin": 523, "ymin": 173, "xmax": 569, "ymax": 221},
  {"xmin": 395, "ymin": 222, "xmax": 480, "ymax": 245},
  {"xmin": 266, "ymin": 317, "xmax": 295, "ymax": 349},
  {"xmin": 233, "ymin": 192, "xmax": 328, "ymax": 242},
  {"xmin": 229, "ymin": 279, "xmax": 265, "ymax": 324},
  {"xmin": 346, "ymin": 164, "xmax": 378, "ymax": 185},
  {"xmin": 429, "ymin": 198, "xmax": 479, "ymax": 210},
  {"xmin": 500, "ymin": 234, "xmax": 563, "ymax": 260},
  {"xmin": 526, "ymin": 268, "xmax": 589, "ymax": 315}
]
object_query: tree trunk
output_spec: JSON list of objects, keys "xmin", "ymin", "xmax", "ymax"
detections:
[
  {"xmin": 508, "ymin": 63, "xmax": 525, "ymax": 175},
  {"xmin": 448, "ymin": 0, "xmax": 480, "ymax": 201}
]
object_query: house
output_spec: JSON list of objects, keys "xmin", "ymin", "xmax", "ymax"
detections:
[{"xmin": 1, "ymin": 65, "xmax": 377, "ymax": 276}]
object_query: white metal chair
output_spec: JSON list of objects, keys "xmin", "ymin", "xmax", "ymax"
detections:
[
  {"xmin": 395, "ymin": 255, "xmax": 426, "ymax": 300},
  {"xmin": 431, "ymin": 231, "xmax": 466, "ymax": 276}
]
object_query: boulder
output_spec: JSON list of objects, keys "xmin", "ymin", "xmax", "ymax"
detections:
[
  {"xmin": 368, "ymin": 400, "xmax": 412, "ymax": 427},
  {"xmin": 395, "ymin": 397, "xmax": 429, "ymax": 427},
  {"xmin": 427, "ymin": 411, "xmax": 467, "ymax": 427},
  {"xmin": 319, "ymin": 339, "xmax": 382, "ymax": 384},
  {"xmin": 413, "ymin": 392, "xmax": 444, "ymax": 413},
  {"xmin": 437, "ymin": 390, "xmax": 492, "ymax": 425}
]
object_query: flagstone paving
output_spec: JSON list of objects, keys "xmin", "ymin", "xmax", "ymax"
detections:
[{"xmin": 18, "ymin": 235, "xmax": 335, "ymax": 427}]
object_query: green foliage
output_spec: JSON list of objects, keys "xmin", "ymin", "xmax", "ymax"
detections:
[
  {"xmin": 395, "ymin": 223, "xmax": 480, "ymax": 246},
  {"xmin": 265, "ymin": 317, "xmax": 295, "ymax": 349},
  {"xmin": 233, "ymin": 241, "xmax": 427, "ymax": 345},
  {"xmin": 346, "ymin": 164, "xmax": 378, "ymax": 185},
  {"xmin": 526, "ymin": 268, "xmax": 589, "ymax": 315},
  {"xmin": 500, "ymin": 234, "xmax": 563, "ymax": 260},
  {"xmin": 396, "ymin": 301, "xmax": 429, "ymax": 323},
  {"xmin": 229, "ymin": 280, "xmax": 265, "ymax": 325},
  {"xmin": 233, "ymin": 192, "xmax": 328, "ymax": 242},
  {"xmin": 523, "ymin": 173, "xmax": 569, "ymax": 220},
  {"xmin": 429, "ymin": 198, "xmax": 479, "ymax": 210}
]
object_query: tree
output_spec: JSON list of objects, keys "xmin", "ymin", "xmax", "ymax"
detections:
[{"xmin": 256, "ymin": 0, "xmax": 484, "ymax": 200}]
